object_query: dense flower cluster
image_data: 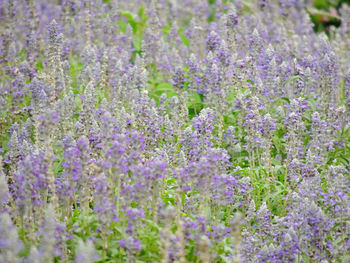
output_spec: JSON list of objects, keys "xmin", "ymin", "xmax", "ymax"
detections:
[{"xmin": 0, "ymin": 0, "xmax": 350, "ymax": 262}]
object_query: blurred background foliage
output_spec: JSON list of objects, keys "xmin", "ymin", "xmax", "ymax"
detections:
[
  {"xmin": 310, "ymin": 0, "xmax": 350, "ymax": 32},
  {"xmin": 100, "ymin": 0, "xmax": 350, "ymax": 33}
]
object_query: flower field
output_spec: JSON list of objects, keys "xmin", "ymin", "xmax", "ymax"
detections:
[{"xmin": 0, "ymin": 0, "xmax": 350, "ymax": 262}]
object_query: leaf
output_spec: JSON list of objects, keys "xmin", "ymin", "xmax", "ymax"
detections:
[
  {"xmin": 119, "ymin": 11, "xmax": 135, "ymax": 20},
  {"xmin": 283, "ymin": 75, "xmax": 302, "ymax": 87},
  {"xmin": 142, "ymin": 219, "xmax": 160, "ymax": 231},
  {"xmin": 36, "ymin": 60, "xmax": 44, "ymax": 71},
  {"xmin": 179, "ymin": 32, "xmax": 190, "ymax": 46},
  {"xmin": 281, "ymin": 97, "xmax": 290, "ymax": 103},
  {"xmin": 155, "ymin": 82, "xmax": 174, "ymax": 92}
]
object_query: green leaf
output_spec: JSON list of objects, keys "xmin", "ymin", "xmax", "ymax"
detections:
[
  {"xmin": 283, "ymin": 75, "xmax": 302, "ymax": 87},
  {"xmin": 179, "ymin": 32, "xmax": 190, "ymax": 46},
  {"xmin": 36, "ymin": 60, "xmax": 44, "ymax": 71},
  {"xmin": 151, "ymin": 82, "xmax": 177, "ymax": 99},
  {"xmin": 281, "ymin": 97, "xmax": 290, "ymax": 103}
]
